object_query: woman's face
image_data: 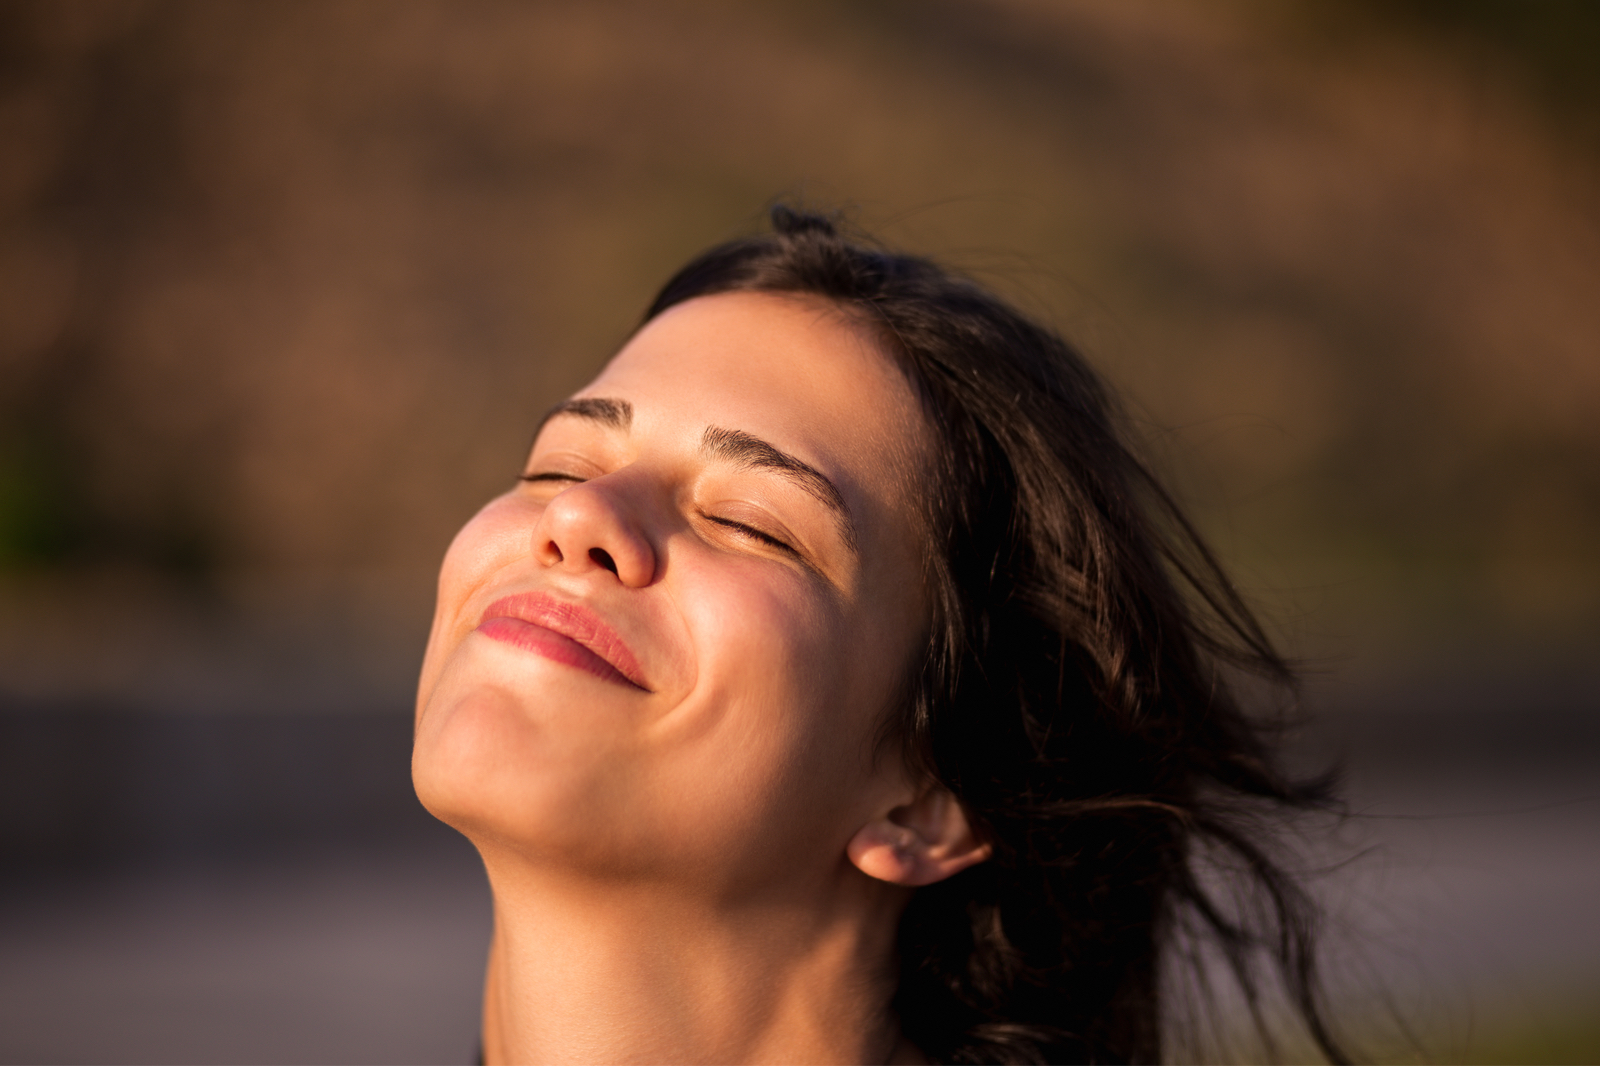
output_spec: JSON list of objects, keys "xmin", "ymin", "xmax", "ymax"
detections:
[{"xmin": 413, "ymin": 291, "xmax": 933, "ymax": 893}]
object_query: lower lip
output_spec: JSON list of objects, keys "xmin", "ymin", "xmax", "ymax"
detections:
[{"xmin": 477, "ymin": 616, "xmax": 641, "ymax": 689}]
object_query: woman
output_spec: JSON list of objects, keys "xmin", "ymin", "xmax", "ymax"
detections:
[{"xmin": 412, "ymin": 207, "xmax": 1343, "ymax": 1064}]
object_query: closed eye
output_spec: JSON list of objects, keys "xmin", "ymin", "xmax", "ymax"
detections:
[
  {"xmin": 520, "ymin": 471, "xmax": 585, "ymax": 484},
  {"xmin": 702, "ymin": 513, "xmax": 796, "ymax": 554},
  {"xmin": 518, "ymin": 474, "xmax": 800, "ymax": 557}
]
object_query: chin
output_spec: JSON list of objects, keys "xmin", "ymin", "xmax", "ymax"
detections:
[
  {"xmin": 412, "ymin": 675, "xmax": 654, "ymax": 874},
  {"xmin": 413, "ymin": 677, "xmax": 567, "ymax": 832}
]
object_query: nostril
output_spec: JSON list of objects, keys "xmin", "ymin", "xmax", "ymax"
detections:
[{"xmin": 589, "ymin": 547, "xmax": 619, "ymax": 575}]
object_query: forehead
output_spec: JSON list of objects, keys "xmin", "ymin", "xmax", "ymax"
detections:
[{"xmin": 580, "ymin": 291, "xmax": 929, "ymax": 496}]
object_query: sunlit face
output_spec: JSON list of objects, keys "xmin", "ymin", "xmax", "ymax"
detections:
[{"xmin": 412, "ymin": 292, "xmax": 932, "ymax": 894}]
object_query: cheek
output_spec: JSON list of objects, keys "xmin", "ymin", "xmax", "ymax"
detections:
[
  {"xmin": 648, "ymin": 556, "xmax": 891, "ymax": 859},
  {"xmin": 437, "ymin": 494, "xmax": 536, "ymax": 601},
  {"xmin": 675, "ymin": 555, "xmax": 845, "ymax": 735},
  {"xmin": 417, "ymin": 494, "xmax": 537, "ymax": 717}
]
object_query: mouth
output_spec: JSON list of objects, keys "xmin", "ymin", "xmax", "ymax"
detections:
[{"xmin": 476, "ymin": 592, "xmax": 650, "ymax": 691}]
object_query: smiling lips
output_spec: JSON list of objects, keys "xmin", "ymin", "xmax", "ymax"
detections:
[{"xmin": 477, "ymin": 593, "xmax": 649, "ymax": 691}]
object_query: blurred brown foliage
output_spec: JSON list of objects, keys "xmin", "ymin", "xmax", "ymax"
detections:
[{"xmin": 1, "ymin": 0, "xmax": 1597, "ymax": 669}]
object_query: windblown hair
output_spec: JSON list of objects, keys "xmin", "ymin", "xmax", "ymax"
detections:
[{"xmin": 643, "ymin": 207, "xmax": 1345, "ymax": 1064}]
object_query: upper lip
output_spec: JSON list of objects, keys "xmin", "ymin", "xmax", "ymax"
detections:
[{"xmin": 478, "ymin": 591, "xmax": 649, "ymax": 690}]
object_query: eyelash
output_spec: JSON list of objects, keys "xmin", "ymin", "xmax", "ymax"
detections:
[
  {"xmin": 701, "ymin": 513, "xmax": 796, "ymax": 554},
  {"xmin": 518, "ymin": 472, "xmax": 798, "ymax": 556}
]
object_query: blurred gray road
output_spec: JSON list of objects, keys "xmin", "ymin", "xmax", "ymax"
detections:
[
  {"xmin": 0, "ymin": 772, "xmax": 1595, "ymax": 1063},
  {"xmin": 1312, "ymin": 769, "xmax": 1600, "ymax": 1057},
  {"xmin": 0, "ymin": 840, "xmax": 490, "ymax": 1065}
]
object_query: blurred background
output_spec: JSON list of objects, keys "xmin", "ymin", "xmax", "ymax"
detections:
[{"xmin": 0, "ymin": 0, "xmax": 1596, "ymax": 1061}]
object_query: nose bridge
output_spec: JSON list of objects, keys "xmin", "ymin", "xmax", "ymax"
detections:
[{"xmin": 534, "ymin": 469, "xmax": 657, "ymax": 586}]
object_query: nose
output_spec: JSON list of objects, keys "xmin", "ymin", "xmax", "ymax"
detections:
[{"xmin": 532, "ymin": 476, "xmax": 658, "ymax": 588}]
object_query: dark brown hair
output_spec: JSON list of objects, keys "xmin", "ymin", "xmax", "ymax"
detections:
[{"xmin": 644, "ymin": 207, "xmax": 1345, "ymax": 1064}]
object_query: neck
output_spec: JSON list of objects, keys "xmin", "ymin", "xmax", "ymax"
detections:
[{"xmin": 477, "ymin": 853, "xmax": 913, "ymax": 1065}]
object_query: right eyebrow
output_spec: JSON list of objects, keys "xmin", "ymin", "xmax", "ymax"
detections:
[
  {"xmin": 535, "ymin": 396, "xmax": 633, "ymax": 435},
  {"xmin": 701, "ymin": 426, "xmax": 859, "ymax": 554}
]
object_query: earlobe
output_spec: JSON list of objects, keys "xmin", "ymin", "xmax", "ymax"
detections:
[{"xmin": 846, "ymin": 785, "xmax": 992, "ymax": 887}]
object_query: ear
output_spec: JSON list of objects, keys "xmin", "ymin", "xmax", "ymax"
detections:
[{"xmin": 846, "ymin": 783, "xmax": 992, "ymax": 887}]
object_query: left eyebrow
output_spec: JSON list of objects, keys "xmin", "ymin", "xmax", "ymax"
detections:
[
  {"xmin": 701, "ymin": 426, "xmax": 859, "ymax": 555},
  {"xmin": 535, "ymin": 396, "xmax": 633, "ymax": 435}
]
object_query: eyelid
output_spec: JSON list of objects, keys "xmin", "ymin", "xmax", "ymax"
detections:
[
  {"xmin": 521, "ymin": 437, "xmax": 610, "ymax": 483},
  {"xmin": 701, "ymin": 512, "xmax": 798, "ymax": 555}
]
